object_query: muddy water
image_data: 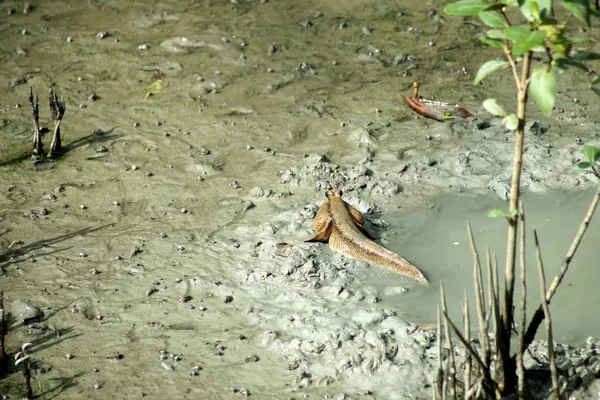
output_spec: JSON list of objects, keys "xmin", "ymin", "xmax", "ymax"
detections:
[
  {"xmin": 378, "ymin": 190, "xmax": 600, "ymax": 345},
  {"xmin": 1, "ymin": 0, "xmax": 600, "ymax": 398}
]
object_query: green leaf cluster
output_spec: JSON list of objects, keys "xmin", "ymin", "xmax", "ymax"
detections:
[
  {"xmin": 444, "ymin": 0, "xmax": 600, "ymax": 116},
  {"xmin": 577, "ymin": 146, "xmax": 600, "ymax": 170}
]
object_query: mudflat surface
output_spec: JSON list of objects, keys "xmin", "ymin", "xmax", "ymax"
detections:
[{"xmin": 1, "ymin": 1, "xmax": 600, "ymax": 398}]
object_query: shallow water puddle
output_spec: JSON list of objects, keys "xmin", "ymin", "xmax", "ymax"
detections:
[{"xmin": 373, "ymin": 190, "xmax": 600, "ymax": 346}]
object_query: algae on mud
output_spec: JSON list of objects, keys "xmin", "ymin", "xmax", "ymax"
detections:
[{"xmin": 1, "ymin": 0, "xmax": 600, "ymax": 399}]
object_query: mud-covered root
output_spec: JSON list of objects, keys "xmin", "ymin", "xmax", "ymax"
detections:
[
  {"xmin": 48, "ymin": 87, "xmax": 66, "ymax": 158},
  {"xmin": 29, "ymin": 86, "xmax": 43, "ymax": 158}
]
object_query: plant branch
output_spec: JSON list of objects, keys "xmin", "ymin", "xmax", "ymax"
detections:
[{"xmin": 516, "ymin": 201, "xmax": 527, "ymax": 400}]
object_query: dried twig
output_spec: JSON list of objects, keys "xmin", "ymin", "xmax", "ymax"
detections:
[
  {"xmin": 463, "ymin": 290, "xmax": 472, "ymax": 400},
  {"xmin": 533, "ymin": 231, "xmax": 560, "ymax": 399},
  {"xmin": 467, "ymin": 222, "xmax": 490, "ymax": 368},
  {"xmin": 490, "ymin": 254, "xmax": 502, "ymax": 383},
  {"xmin": 440, "ymin": 283, "xmax": 457, "ymax": 400},
  {"xmin": 442, "ymin": 310, "xmax": 501, "ymax": 398},
  {"xmin": 437, "ymin": 305, "xmax": 444, "ymax": 400}
]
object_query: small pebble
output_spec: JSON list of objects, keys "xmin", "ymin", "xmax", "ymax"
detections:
[
  {"xmin": 96, "ymin": 31, "xmax": 109, "ymax": 39},
  {"xmin": 66, "ymin": 353, "xmax": 73, "ymax": 360},
  {"xmin": 138, "ymin": 44, "xmax": 149, "ymax": 50},
  {"xmin": 79, "ymin": 204, "xmax": 88, "ymax": 210},
  {"xmin": 66, "ymin": 36, "xmax": 74, "ymax": 43}
]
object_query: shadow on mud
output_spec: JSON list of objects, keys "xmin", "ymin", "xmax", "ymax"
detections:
[
  {"xmin": 0, "ymin": 224, "xmax": 112, "ymax": 269},
  {"xmin": 0, "ymin": 128, "xmax": 121, "ymax": 168}
]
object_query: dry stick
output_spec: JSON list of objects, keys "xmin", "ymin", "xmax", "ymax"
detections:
[
  {"xmin": 533, "ymin": 231, "xmax": 560, "ymax": 399},
  {"xmin": 516, "ymin": 201, "xmax": 527, "ymax": 400},
  {"xmin": 48, "ymin": 88, "xmax": 66, "ymax": 158},
  {"xmin": 490, "ymin": 255, "xmax": 503, "ymax": 384},
  {"xmin": 442, "ymin": 311, "xmax": 501, "ymax": 399},
  {"xmin": 466, "ymin": 222, "xmax": 490, "ymax": 368},
  {"xmin": 523, "ymin": 185, "xmax": 600, "ymax": 352},
  {"xmin": 437, "ymin": 305, "xmax": 444, "ymax": 400},
  {"xmin": 486, "ymin": 248, "xmax": 499, "ymax": 383},
  {"xmin": 463, "ymin": 290, "xmax": 472, "ymax": 400},
  {"xmin": 440, "ymin": 283, "xmax": 457, "ymax": 400},
  {"xmin": 29, "ymin": 86, "xmax": 43, "ymax": 156},
  {"xmin": 502, "ymin": 50, "xmax": 533, "ymax": 395}
]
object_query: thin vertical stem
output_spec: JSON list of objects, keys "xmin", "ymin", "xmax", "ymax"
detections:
[
  {"xmin": 502, "ymin": 50, "xmax": 533, "ymax": 395},
  {"xmin": 463, "ymin": 290, "xmax": 472, "ymax": 400},
  {"xmin": 534, "ymin": 231, "xmax": 560, "ymax": 399},
  {"xmin": 437, "ymin": 305, "xmax": 444, "ymax": 400},
  {"xmin": 517, "ymin": 201, "xmax": 527, "ymax": 399},
  {"xmin": 467, "ymin": 222, "xmax": 490, "ymax": 368},
  {"xmin": 491, "ymin": 255, "xmax": 502, "ymax": 383},
  {"xmin": 440, "ymin": 283, "xmax": 457, "ymax": 400},
  {"xmin": 0, "ymin": 290, "xmax": 5, "ymax": 377}
]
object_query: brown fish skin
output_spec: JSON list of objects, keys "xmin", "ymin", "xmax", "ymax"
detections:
[{"xmin": 307, "ymin": 189, "xmax": 430, "ymax": 286}]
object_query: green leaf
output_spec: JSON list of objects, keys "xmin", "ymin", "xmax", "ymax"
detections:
[
  {"xmin": 479, "ymin": 10, "xmax": 509, "ymax": 27},
  {"xmin": 518, "ymin": 0, "xmax": 552, "ymax": 21},
  {"xmin": 573, "ymin": 51, "xmax": 600, "ymax": 61},
  {"xmin": 507, "ymin": 209, "xmax": 518, "ymax": 217},
  {"xmin": 593, "ymin": 87, "xmax": 600, "ymax": 97},
  {"xmin": 530, "ymin": 68, "xmax": 556, "ymax": 115},
  {"xmin": 483, "ymin": 98, "xmax": 507, "ymax": 116},
  {"xmin": 584, "ymin": 146, "xmax": 600, "ymax": 164},
  {"xmin": 474, "ymin": 60, "xmax": 509, "ymax": 84},
  {"xmin": 504, "ymin": 25, "xmax": 547, "ymax": 55},
  {"xmin": 487, "ymin": 29, "xmax": 506, "ymax": 39},
  {"xmin": 503, "ymin": 113, "xmax": 519, "ymax": 130},
  {"xmin": 488, "ymin": 209, "xmax": 507, "ymax": 217},
  {"xmin": 484, "ymin": 3, "xmax": 508, "ymax": 11},
  {"xmin": 577, "ymin": 161, "xmax": 592, "ymax": 169},
  {"xmin": 554, "ymin": 56, "xmax": 589, "ymax": 71},
  {"xmin": 562, "ymin": 0, "xmax": 590, "ymax": 26},
  {"xmin": 444, "ymin": 0, "xmax": 493, "ymax": 16},
  {"xmin": 479, "ymin": 37, "xmax": 506, "ymax": 48}
]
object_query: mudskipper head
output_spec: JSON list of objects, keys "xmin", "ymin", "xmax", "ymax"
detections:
[{"xmin": 326, "ymin": 189, "xmax": 343, "ymax": 199}]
